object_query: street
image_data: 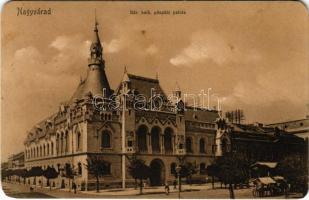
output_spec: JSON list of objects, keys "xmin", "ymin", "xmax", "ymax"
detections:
[{"xmin": 2, "ymin": 181, "xmax": 302, "ymax": 199}]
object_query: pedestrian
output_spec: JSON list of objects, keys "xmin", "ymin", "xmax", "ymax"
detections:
[
  {"xmin": 285, "ymin": 183, "xmax": 290, "ymax": 198},
  {"xmin": 165, "ymin": 183, "xmax": 170, "ymax": 195},
  {"xmin": 173, "ymin": 180, "xmax": 177, "ymax": 189},
  {"xmin": 72, "ymin": 182, "xmax": 77, "ymax": 194}
]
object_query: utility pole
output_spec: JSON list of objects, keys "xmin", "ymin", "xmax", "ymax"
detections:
[{"xmin": 121, "ymin": 81, "xmax": 126, "ymax": 189}]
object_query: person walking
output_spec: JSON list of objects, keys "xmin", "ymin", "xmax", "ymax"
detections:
[
  {"xmin": 173, "ymin": 180, "xmax": 177, "ymax": 189},
  {"xmin": 165, "ymin": 183, "xmax": 170, "ymax": 195},
  {"xmin": 72, "ymin": 182, "xmax": 77, "ymax": 194}
]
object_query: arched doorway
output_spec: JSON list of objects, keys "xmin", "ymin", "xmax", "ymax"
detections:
[{"xmin": 149, "ymin": 159, "xmax": 165, "ymax": 186}]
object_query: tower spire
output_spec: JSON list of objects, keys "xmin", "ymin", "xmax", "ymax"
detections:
[
  {"xmin": 88, "ymin": 10, "xmax": 104, "ymax": 67},
  {"xmin": 70, "ymin": 13, "xmax": 112, "ymax": 102},
  {"xmin": 94, "ymin": 9, "xmax": 98, "ymax": 32}
]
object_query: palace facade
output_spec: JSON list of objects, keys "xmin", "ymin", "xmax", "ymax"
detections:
[{"xmin": 23, "ymin": 21, "xmax": 219, "ymax": 190}]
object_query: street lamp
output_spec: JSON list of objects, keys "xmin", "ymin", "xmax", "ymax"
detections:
[{"xmin": 176, "ymin": 165, "xmax": 181, "ymax": 199}]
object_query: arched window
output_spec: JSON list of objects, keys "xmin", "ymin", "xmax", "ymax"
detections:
[
  {"xmin": 77, "ymin": 132, "xmax": 81, "ymax": 151},
  {"xmin": 200, "ymin": 163, "xmax": 206, "ymax": 175},
  {"xmin": 186, "ymin": 137, "xmax": 193, "ymax": 153},
  {"xmin": 51, "ymin": 142, "xmax": 54, "ymax": 155},
  {"xmin": 43, "ymin": 144, "xmax": 46, "ymax": 156},
  {"xmin": 36, "ymin": 147, "xmax": 39, "ymax": 157},
  {"xmin": 170, "ymin": 162, "xmax": 177, "ymax": 175},
  {"xmin": 65, "ymin": 132, "xmax": 69, "ymax": 153},
  {"xmin": 101, "ymin": 130, "xmax": 111, "ymax": 148},
  {"xmin": 199, "ymin": 138, "xmax": 206, "ymax": 153},
  {"xmin": 78, "ymin": 162, "xmax": 82, "ymax": 175},
  {"xmin": 47, "ymin": 143, "xmax": 50, "ymax": 155},
  {"xmin": 40, "ymin": 146, "xmax": 42, "ymax": 157},
  {"xmin": 60, "ymin": 132, "xmax": 64, "ymax": 153},
  {"xmin": 56, "ymin": 134, "xmax": 60, "ymax": 155},
  {"xmin": 136, "ymin": 125, "xmax": 148, "ymax": 152},
  {"xmin": 151, "ymin": 127, "xmax": 161, "ymax": 153},
  {"xmin": 164, "ymin": 128, "xmax": 173, "ymax": 153}
]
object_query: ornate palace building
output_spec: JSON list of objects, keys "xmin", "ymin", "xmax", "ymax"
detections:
[{"xmin": 23, "ymin": 21, "xmax": 219, "ymax": 190}]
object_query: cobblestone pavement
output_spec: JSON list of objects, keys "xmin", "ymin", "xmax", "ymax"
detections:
[{"xmin": 1, "ymin": 181, "xmax": 304, "ymax": 199}]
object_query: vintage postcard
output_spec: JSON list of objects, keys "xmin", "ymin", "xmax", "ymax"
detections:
[{"xmin": 1, "ymin": 1, "xmax": 308, "ymax": 199}]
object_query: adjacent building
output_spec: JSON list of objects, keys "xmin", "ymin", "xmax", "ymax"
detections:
[
  {"xmin": 265, "ymin": 104, "xmax": 309, "ymax": 139},
  {"xmin": 215, "ymin": 119, "xmax": 307, "ymax": 163},
  {"xmin": 7, "ymin": 152, "xmax": 25, "ymax": 170},
  {"xmin": 266, "ymin": 118, "xmax": 309, "ymax": 139}
]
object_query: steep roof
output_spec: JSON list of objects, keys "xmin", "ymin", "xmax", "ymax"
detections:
[
  {"xmin": 184, "ymin": 107, "xmax": 219, "ymax": 123},
  {"xmin": 69, "ymin": 68, "xmax": 112, "ymax": 103},
  {"xmin": 115, "ymin": 73, "xmax": 167, "ymax": 100},
  {"xmin": 229, "ymin": 123, "xmax": 305, "ymax": 143},
  {"xmin": 69, "ymin": 20, "xmax": 112, "ymax": 102},
  {"xmin": 25, "ymin": 113, "xmax": 57, "ymax": 144}
]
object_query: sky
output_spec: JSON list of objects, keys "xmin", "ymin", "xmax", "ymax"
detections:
[{"xmin": 1, "ymin": 1, "xmax": 308, "ymax": 160}]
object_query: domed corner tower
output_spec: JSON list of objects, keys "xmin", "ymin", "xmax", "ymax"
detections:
[{"xmin": 70, "ymin": 18, "xmax": 112, "ymax": 103}]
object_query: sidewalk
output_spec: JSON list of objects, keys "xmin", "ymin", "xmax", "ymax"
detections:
[
  {"xmin": 80, "ymin": 184, "xmax": 211, "ymax": 196},
  {"xmin": 2, "ymin": 181, "xmax": 212, "ymax": 198}
]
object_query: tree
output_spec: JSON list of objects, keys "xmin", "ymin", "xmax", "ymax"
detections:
[
  {"xmin": 28, "ymin": 166, "xmax": 44, "ymax": 188},
  {"xmin": 43, "ymin": 166, "xmax": 58, "ymax": 190},
  {"xmin": 182, "ymin": 162, "xmax": 198, "ymax": 185},
  {"xmin": 207, "ymin": 163, "xmax": 220, "ymax": 189},
  {"xmin": 5, "ymin": 169, "xmax": 13, "ymax": 181},
  {"xmin": 1, "ymin": 169, "xmax": 8, "ymax": 181},
  {"xmin": 128, "ymin": 158, "xmax": 151, "ymax": 194},
  {"xmin": 277, "ymin": 155, "xmax": 308, "ymax": 195},
  {"xmin": 64, "ymin": 163, "xmax": 76, "ymax": 191},
  {"xmin": 214, "ymin": 153, "xmax": 249, "ymax": 199},
  {"xmin": 85, "ymin": 155, "xmax": 110, "ymax": 193},
  {"xmin": 11, "ymin": 169, "xmax": 20, "ymax": 182},
  {"xmin": 172, "ymin": 162, "xmax": 198, "ymax": 191},
  {"xmin": 14, "ymin": 169, "xmax": 28, "ymax": 184}
]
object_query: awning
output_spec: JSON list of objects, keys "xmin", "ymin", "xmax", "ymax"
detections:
[
  {"xmin": 257, "ymin": 177, "xmax": 276, "ymax": 184},
  {"xmin": 272, "ymin": 176, "xmax": 285, "ymax": 181},
  {"xmin": 251, "ymin": 162, "xmax": 278, "ymax": 169}
]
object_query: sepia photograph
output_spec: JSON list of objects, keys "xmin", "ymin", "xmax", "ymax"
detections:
[{"xmin": 1, "ymin": 1, "xmax": 308, "ymax": 199}]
